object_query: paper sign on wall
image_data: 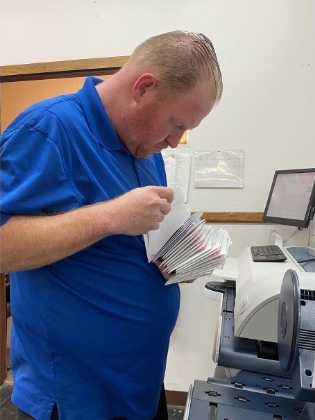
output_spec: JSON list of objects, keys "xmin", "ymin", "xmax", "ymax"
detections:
[
  {"xmin": 194, "ymin": 150, "xmax": 244, "ymax": 189},
  {"xmin": 163, "ymin": 151, "xmax": 191, "ymax": 202}
]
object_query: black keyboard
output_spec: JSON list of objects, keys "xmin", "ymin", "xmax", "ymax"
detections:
[{"xmin": 251, "ymin": 245, "xmax": 287, "ymax": 262}]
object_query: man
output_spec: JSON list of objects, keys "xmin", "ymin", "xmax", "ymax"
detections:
[{"xmin": 1, "ymin": 30, "xmax": 223, "ymax": 419}]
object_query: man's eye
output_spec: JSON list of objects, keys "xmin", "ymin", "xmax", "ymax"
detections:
[{"xmin": 172, "ymin": 119, "xmax": 183, "ymax": 129}]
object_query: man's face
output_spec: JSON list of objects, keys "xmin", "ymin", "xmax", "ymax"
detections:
[{"xmin": 121, "ymin": 80, "xmax": 215, "ymax": 159}]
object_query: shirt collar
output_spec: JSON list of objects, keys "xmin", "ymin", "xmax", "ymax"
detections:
[{"xmin": 78, "ymin": 76, "xmax": 127, "ymax": 151}]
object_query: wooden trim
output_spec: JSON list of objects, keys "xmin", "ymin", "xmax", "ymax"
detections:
[
  {"xmin": 165, "ymin": 389, "xmax": 188, "ymax": 406},
  {"xmin": 201, "ymin": 212, "xmax": 264, "ymax": 224},
  {"xmin": 0, "ymin": 274, "xmax": 7, "ymax": 386},
  {"xmin": 0, "ymin": 56, "xmax": 130, "ymax": 82}
]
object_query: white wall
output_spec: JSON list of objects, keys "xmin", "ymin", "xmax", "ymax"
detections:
[{"xmin": 1, "ymin": 0, "xmax": 315, "ymax": 393}]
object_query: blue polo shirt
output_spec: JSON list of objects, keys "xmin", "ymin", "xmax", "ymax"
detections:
[{"xmin": 1, "ymin": 77, "xmax": 180, "ymax": 420}]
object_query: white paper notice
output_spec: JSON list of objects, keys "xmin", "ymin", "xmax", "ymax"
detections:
[
  {"xmin": 194, "ymin": 150, "xmax": 244, "ymax": 188},
  {"xmin": 162, "ymin": 151, "xmax": 191, "ymax": 202}
]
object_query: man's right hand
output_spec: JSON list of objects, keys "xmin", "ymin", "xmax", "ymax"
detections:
[{"xmin": 108, "ymin": 186, "xmax": 174, "ymax": 235}]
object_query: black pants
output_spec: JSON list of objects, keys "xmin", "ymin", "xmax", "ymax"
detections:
[
  {"xmin": 154, "ymin": 383, "xmax": 168, "ymax": 420},
  {"xmin": 16, "ymin": 383, "xmax": 168, "ymax": 420},
  {"xmin": 16, "ymin": 404, "xmax": 59, "ymax": 420}
]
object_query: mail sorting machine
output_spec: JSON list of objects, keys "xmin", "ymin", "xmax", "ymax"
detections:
[{"xmin": 183, "ymin": 269, "xmax": 315, "ymax": 420}]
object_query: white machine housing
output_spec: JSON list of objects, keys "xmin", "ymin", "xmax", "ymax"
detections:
[{"xmin": 234, "ymin": 245, "xmax": 315, "ymax": 342}]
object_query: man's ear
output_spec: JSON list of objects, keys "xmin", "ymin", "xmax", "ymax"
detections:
[{"xmin": 132, "ymin": 73, "xmax": 157, "ymax": 103}]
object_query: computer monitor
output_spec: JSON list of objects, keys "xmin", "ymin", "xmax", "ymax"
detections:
[{"xmin": 263, "ymin": 168, "xmax": 315, "ymax": 229}]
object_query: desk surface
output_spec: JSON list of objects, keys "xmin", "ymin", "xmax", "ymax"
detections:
[{"xmin": 286, "ymin": 246, "xmax": 315, "ymax": 272}]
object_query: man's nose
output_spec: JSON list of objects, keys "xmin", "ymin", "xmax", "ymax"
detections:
[{"xmin": 166, "ymin": 130, "xmax": 186, "ymax": 148}]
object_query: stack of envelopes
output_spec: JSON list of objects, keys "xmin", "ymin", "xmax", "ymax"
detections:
[
  {"xmin": 143, "ymin": 189, "xmax": 232, "ymax": 285},
  {"xmin": 156, "ymin": 212, "xmax": 232, "ymax": 284}
]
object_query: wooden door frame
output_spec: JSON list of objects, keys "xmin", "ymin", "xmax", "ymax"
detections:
[{"xmin": 0, "ymin": 274, "xmax": 7, "ymax": 385}]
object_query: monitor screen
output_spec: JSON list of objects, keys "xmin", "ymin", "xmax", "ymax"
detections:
[{"xmin": 263, "ymin": 168, "xmax": 315, "ymax": 228}]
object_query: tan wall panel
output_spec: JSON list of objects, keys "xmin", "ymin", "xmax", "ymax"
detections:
[{"xmin": 1, "ymin": 75, "xmax": 110, "ymax": 132}]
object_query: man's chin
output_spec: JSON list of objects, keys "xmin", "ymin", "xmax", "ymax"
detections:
[{"xmin": 135, "ymin": 148, "xmax": 161, "ymax": 159}]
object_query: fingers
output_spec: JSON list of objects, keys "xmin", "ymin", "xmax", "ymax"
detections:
[
  {"xmin": 160, "ymin": 199, "xmax": 172, "ymax": 216},
  {"xmin": 155, "ymin": 186, "xmax": 174, "ymax": 204},
  {"xmin": 153, "ymin": 259, "xmax": 173, "ymax": 280},
  {"xmin": 154, "ymin": 186, "xmax": 173, "ymax": 217},
  {"xmin": 180, "ymin": 280, "xmax": 196, "ymax": 284},
  {"xmin": 111, "ymin": 186, "xmax": 174, "ymax": 236}
]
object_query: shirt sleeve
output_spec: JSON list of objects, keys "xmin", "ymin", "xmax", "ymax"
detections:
[{"xmin": 1, "ymin": 123, "xmax": 80, "ymax": 225}]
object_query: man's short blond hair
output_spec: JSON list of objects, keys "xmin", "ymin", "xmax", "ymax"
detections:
[{"xmin": 128, "ymin": 30, "xmax": 223, "ymax": 103}]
